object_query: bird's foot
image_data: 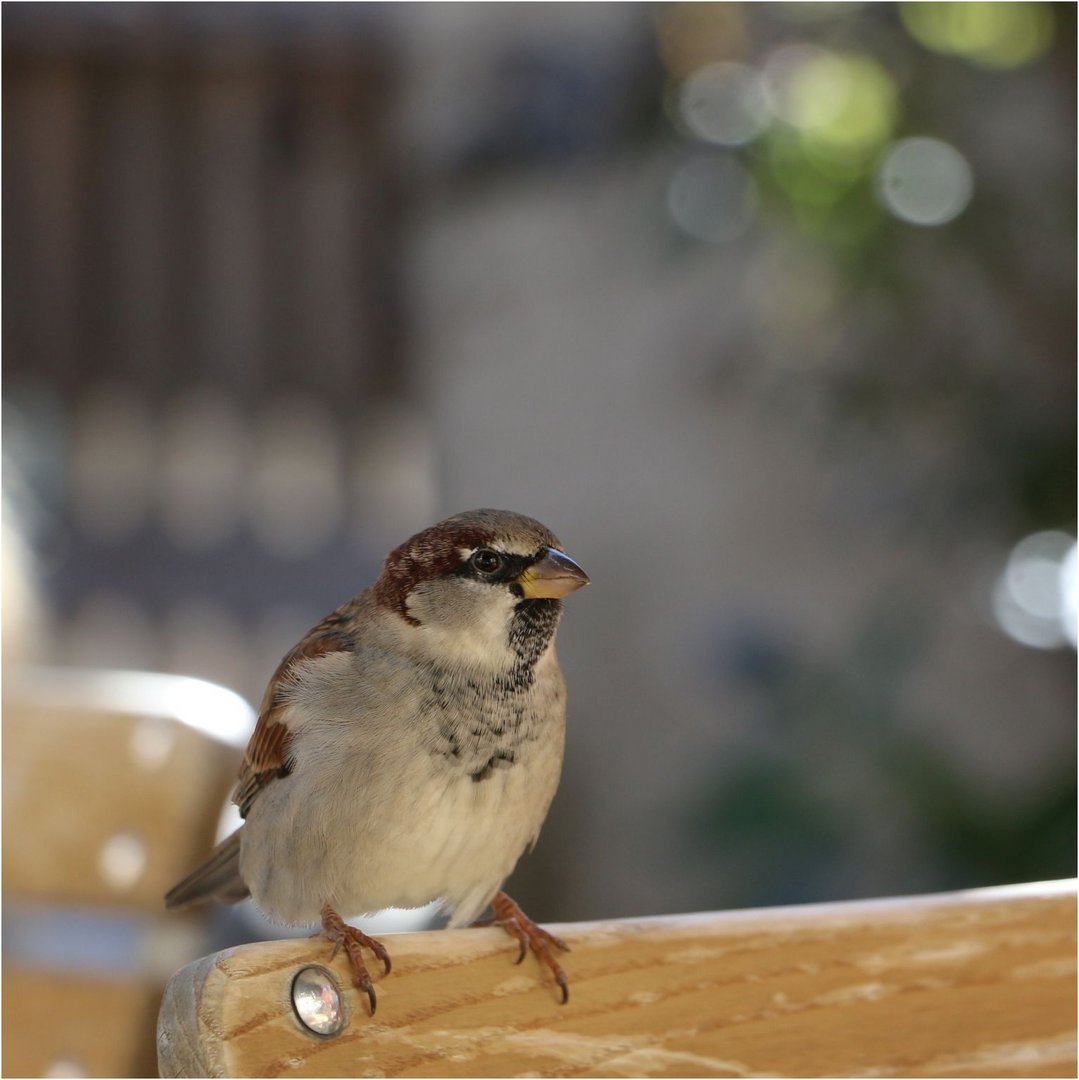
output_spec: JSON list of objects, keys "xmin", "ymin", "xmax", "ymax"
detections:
[
  {"xmin": 488, "ymin": 890, "xmax": 570, "ymax": 1004},
  {"xmin": 320, "ymin": 903, "xmax": 392, "ymax": 1015}
]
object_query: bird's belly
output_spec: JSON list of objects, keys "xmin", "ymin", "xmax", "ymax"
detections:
[
  {"xmin": 241, "ymin": 744, "xmax": 558, "ymax": 927},
  {"xmin": 349, "ymin": 763, "xmax": 541, "ymax": 923}
]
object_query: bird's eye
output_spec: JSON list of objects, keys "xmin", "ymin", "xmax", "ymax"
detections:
[{"xmin": 470, "ymin": 549, "xmax": 503, "ymax": 575}]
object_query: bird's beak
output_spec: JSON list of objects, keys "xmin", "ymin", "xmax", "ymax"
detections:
[{"xmin": 516, "ymin": 548, "xmax": 590, "ymax": 599}]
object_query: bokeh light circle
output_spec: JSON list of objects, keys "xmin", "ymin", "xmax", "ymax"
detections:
[
  {"xmin": 992, "ymin": 530, "xmax": 1076, "ymax": 649},
  {"xmin": 667, "ymin": 154, "xmax": 758, "ymax": 244},
  {"xmin": 1060, "ymin": 543, "xmax": 1078, "ymax": 647},
  {"xmin": 877, "ymin": 136, "xmax": 973, "ymax": 226},
  {"xmin": 678, "ymin": 62, "xmax": 770, "ymax": 147},
  {"xmin": 762, "ymin": 45, "xmax": 898, "ymax": 161},
  {"xmin": 900, "ymin": 2, "xmax": 1054, "ymax": 70}
]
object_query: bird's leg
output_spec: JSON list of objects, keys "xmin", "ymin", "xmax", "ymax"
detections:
[
  {"xmin": 320, "ymin": 903, "xmax": 392, "ymax": 1015},
  {"xmin": 488, "ymin": 890, "xmax": 571, "ymax": 1004}
]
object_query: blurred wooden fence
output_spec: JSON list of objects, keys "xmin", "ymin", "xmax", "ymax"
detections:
[
  {"xmin": 3, "ymin": 6, "xmax": 407, "ymax": 402},
  {"xmin": 2, "ymin": 8, "xmax": 429, "ymax": 702}
]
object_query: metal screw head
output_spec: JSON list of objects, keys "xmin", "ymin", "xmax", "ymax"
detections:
[{"xmin": 291, "ymin": 965, "xmax": 346, "ymax": 1037}]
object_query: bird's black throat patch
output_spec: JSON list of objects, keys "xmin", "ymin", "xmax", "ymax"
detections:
[
  {"xmin": 423, "ymin": 598, "xmax": 563, "ymax": 773},
  {"xmin": 508, "ymin": 598, "xmax": 562, "ymax": 675}
]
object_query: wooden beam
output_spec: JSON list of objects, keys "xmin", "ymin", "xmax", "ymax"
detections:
[{"xmin": 158, "ymin": 880, "xmax": 1076, "ymax": 1078}]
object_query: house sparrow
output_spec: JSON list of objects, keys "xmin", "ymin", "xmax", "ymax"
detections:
[{"xmin": 166, "ymin": 509, "xmax": 589, "ymax": 1012}]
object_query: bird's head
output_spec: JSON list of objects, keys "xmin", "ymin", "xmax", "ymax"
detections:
[{"xmin": 374, "ymin": 509, "xmax": 589, "ymax": 673}]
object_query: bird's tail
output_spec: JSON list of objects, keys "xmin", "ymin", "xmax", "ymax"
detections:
[{"xmin": 165, "ymin": 829, "xmax": 250, "ymax": 909}]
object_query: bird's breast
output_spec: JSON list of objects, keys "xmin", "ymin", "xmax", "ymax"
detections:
[
  {"xmin": 419, "ymin": 663, "xmax": 564, "ymax": 782},
  {"xmin": 238, "ymin": 645, "xmax": 566, "ymax": 925}
]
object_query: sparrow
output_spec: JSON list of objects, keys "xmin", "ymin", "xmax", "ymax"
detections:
[{"xmin": 165, "ymin": 509, "xmax": 589, "ymax": 1012}]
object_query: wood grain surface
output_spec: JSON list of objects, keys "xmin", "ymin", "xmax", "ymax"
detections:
[{"xmin": 157, "ymin": 880, "xmax": 1077, "ymax": 1078}]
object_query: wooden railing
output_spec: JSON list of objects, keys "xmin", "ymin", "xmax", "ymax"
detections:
[{"xmin": 157, "ymin": 879, "xmax": 1076, "ymax": 1078}]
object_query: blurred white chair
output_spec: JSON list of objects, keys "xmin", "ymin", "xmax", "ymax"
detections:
[{"xmin": 2, "ymin": 668, "xmax": 251, "ymax": 1078}]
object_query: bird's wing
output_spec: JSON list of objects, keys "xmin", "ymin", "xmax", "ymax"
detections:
[{"xmin": 234, "ymin": 602, "xmax": 359, "ymax": 818}]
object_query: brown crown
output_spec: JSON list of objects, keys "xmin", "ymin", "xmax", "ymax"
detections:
[{"xmin": 373, "ymin": 509, "xmax": 560, "ymax": 623}]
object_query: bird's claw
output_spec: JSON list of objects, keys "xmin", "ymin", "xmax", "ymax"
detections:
[
  {"xmin": 490, "ymin": 891, "xmax": 571, "ymax": 1004},
  {"xmin": 514, "ymin": 935, "xmax": 528, "ymax": 965},
  {"xmin": 320, "ymin": 903, "xmax": 391, "ymax": 1015}
]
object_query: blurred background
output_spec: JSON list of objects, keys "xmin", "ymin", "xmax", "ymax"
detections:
[{"xmin": 2, "ymin": 2, "xmax": 1076, "ymax": 1073}]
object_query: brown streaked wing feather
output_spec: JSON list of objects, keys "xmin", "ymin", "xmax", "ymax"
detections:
[
  {"xmin": 233, "ymin": 713, "xmax": 292, "ymax": 819},
  {"xmin": 234, "ymin": 600, "xmax": 360, "ymax": 818}
]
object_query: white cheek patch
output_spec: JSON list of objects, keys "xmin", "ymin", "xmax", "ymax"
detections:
[
  {"xmin": 403, "ymin": 579, "xmax": 520, "ymax": 670},
  {"xmin": 417, "ymin": 613, "xmax": 516, "ymax": 669}
]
